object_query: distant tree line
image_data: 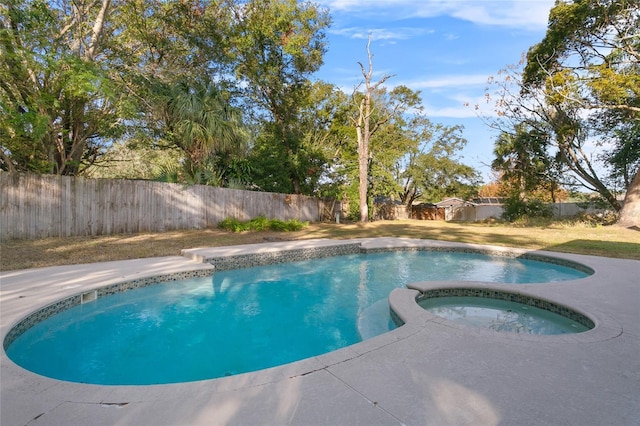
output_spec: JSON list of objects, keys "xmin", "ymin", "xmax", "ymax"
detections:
[
  {"xmin": 1, "ymin": 0, "xmax": 478, "ymax": 221},
  {"xmin": 1, "ymin": 0, "xmax": 637, "ymax": 225}
]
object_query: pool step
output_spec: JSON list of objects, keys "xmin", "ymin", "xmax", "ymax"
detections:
[{"xmin": 357, "ymin": 298, "xmax": 395, "ymax": 341}]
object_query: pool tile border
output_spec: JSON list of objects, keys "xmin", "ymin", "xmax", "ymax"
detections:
[
  {"xmin": 414, "ymin": 287, "xmax": 595, "ymax": 329},
  {"xmin": 2, "ymin": 241, "xmax": 599, "ymax": 353},
  {"xmin": 389, "ymin": 280, "xmax": 622, "ymax": 343},
  {"xmin": 3, "ymin": 238, "xmax": 638, "ymax": 426},
  {"xmin": 3, "ymin": 244, "xmax": 362, "ymax": 350},
  {"xmin": 2, "ymin": 269, "xmax": 215, "ymax": 349},
  {"xmin": 204, "ymin": 243, "xmax": 362, "ymax": 270},
  {"xmin": 362, "ymin": 246, "xmax": 595, "ymax": 275}
]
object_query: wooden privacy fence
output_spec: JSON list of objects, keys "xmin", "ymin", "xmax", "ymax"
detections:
[
  {"xmin": 0, "ymin": 173, "xmax": 331, "ymax": 240},
  {"xmin": 445, "ymin": 203, "xmax": 607, "ymax": 221}
]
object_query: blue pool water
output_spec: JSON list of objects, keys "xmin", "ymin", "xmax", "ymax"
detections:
[
  {"xmin": 6, "ymin": 251, "xmax": 588, "ymax": 385},
  {"xmin": 419, "ymin": 297, "xmax": 591, "ymax": 334}
]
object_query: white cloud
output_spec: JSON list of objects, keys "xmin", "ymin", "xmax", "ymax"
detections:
[
  {"xmin": 417, "ymin": 90, "xmax": 500, "ymax": 119},
  {"xmin": 320, "ymin": 0, "xmax": 554, "ymax": 30},
  {"xmin": 423, "ymin": 105, "xmax": 480, "ymax": 118},
  {"xmin": 422, "ymin": 99, "xmax": 498, "ymax": 119},
  {"xmin": 402, "ymin": 74, "xmax": 490, "ymax": 89},
  {"xmin": 328, "ymin": 74, "xmax": 497, "ymax": 118},
  {"xmin": 330, "ymin": 26, "xmax": 434, "ymax": 41},
  {"xmin": 449, "ymin": 1, "xmax": 554, "ymax": 30}
]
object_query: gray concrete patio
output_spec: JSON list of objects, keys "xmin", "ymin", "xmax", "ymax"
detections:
[{"xmin": 1, "ymin": 238, "xmax": 639, "ymax": 425}]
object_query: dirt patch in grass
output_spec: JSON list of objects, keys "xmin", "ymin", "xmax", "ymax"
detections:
[{"xmin": 2, "ymin": 220, "xmax": 638, "ymax": 271}]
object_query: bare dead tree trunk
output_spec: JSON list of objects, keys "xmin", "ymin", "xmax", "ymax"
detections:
[
  {"xmin": 355, "ymin": 96, "xmax": 368, "ymax": 221},
  {"xmin": 353, "ymin": 37, "xmax": 392, "ymax": 222}
]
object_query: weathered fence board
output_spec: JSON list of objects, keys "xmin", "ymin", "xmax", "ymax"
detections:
[{"xmin": 0, "ymin": 173, "xmax": 328, "ymax": 240}]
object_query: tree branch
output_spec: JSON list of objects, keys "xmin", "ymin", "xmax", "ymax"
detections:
[{"xmin": 85, "ymin": 0, "xmax": 111, "ymax": 61}]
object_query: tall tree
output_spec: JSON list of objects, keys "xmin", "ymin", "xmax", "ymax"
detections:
[
  {"xmin": 348, "ymin": 43, "xmax": 479, "ymax": 218},
  {"xmin": 521, "ymin": 0, "xmax": 639, "ymax": 225},
  {"xmin": 161, "ymin": 80, "xmax": 247, "ymax": 184},
  {"xmin": 246, "ymin": 82, "xmax": 344, "ymax": 195},
  {"xmin": 1, "ymin": 0, "xmax": 126, "ymax": 174},
  {"xmin": 619, "ymin": 170, "xmax": 640, "ymax": 227},
  {"xmin": 0, "ymin": 0, "xmax": 237, "ymax": 176},
  {"xmin": 112, "ymin": 0, "xmax": 235, "ymax": 121},
  {"xmin": 399, "ymin": 122, "xmax": 480, "ymax": 205},
  {"xmin": 352, "ymin": 38, "xmax": 397, "ymax": 222},
  {"xmin": 294, "ymin": 81, "xmax": 351, "ymax": 196},
  {"xmin": 485, "ymin": 61, "xmax": 628, "ymax": 211},
  {"xmin": 593, "ymin": 109, "xmax": 640, "ymax": 191},
  {"xmin": 228, "ymin": 0, "xmax": 330, "ymax": 194}
]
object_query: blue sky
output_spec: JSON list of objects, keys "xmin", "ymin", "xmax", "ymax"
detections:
[{"xmin": 313, "ymin": 0, "xmax": 555, "ymax": 182}]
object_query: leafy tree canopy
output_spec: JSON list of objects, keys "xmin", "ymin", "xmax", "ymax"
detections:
[{"xmin": 484, "ymin": 0, "xmax": 638, "ymax": 223}]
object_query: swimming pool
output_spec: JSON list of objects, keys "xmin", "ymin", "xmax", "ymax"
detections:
[
  {"xmin": 418, "ymin": 296, "xmax": 592, "ymax": 334},
  {"xmin": 5, "ymin": 250, "xmax": 590, "ymax": 385}
]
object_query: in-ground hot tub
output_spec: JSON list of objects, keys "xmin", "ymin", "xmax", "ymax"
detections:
[
  {"xmin": 417, "ymin": 290, "xmax": 594, "ymax": 335},
  {"xmin": 387, "ymin": 280, "xmax": 599, "ymax": 341}
]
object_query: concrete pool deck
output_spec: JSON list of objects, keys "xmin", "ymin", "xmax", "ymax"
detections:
[{"xmin": 1, "ymin": 238, "xmax": 639, "ymax": 425}]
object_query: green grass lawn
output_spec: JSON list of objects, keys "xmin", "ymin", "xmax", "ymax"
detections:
[{"xmin": 1, "ymin": 219, "xmax": 639, "ymax": 271}]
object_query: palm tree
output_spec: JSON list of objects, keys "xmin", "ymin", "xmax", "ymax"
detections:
[
  {"xmin": 164, "ymin": 80, "xmax": 247, "ymax": 184},
  {"xmin": 492, "ymin": 123, "xmax": 555, "ymax": 201}
]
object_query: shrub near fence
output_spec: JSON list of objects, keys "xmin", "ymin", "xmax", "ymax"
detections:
[{"xmin": 0, "ymin": 173, "xmax": 330, "ymax": 240}]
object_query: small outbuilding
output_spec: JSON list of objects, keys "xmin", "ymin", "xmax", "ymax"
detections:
[{"xmin": 435, "ymin": 198, "xmax": 478, "ymax": 221}]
